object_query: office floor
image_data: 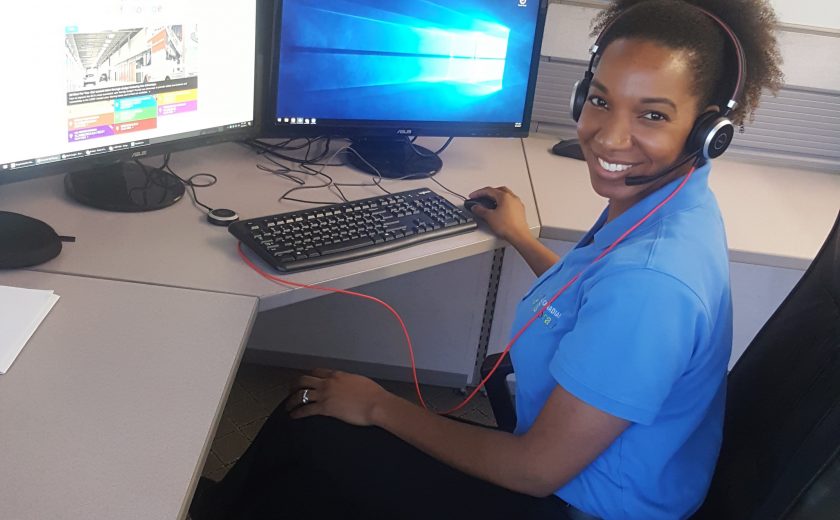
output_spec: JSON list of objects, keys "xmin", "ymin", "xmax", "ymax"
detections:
[{"xmin": 200, "ymin": 361, "xmax": 496, "ymax": 481}]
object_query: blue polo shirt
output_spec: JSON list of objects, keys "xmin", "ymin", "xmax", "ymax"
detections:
[{"xmin": 510, "ymin": 163, "xmax": 732, "ymax": 520}]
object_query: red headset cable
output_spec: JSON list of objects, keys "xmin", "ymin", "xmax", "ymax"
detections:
[
  {"xmin": 237, "ymin": 243, "xmax": 430, "ymax": 410},
  {"xmin": 237, "ymin": 166, "xmax": 696, "ymax": 416}
]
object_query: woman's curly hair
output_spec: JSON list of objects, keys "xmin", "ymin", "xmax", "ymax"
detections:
[{"xmin": 590, "ymin": 0, "xmax": 784, "ymax": 125}]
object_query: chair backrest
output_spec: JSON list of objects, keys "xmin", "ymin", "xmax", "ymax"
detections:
[{"xmin": 694, "ymin": 210, "xmax": 840, "ymax": 519}]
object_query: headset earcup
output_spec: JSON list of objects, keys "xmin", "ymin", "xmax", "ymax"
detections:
[
  {"xmin": 685, "ymin": 112, "xmax": 717, "ymax": 155},
  {"xmin": 705, "ymin": 118, "xmax": 735, "ymax": 159},
  {"xmin": 686, "ymin": 112, "xmax": 735, "ymax": 160},
  {"xmin": 570, "ymin": 74, "xmax": 591, "ymax": 122}
]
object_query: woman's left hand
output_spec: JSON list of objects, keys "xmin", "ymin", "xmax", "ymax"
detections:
[{"xmin": 286, "ymin": 368, "xmax": 391, "ymax": 426}]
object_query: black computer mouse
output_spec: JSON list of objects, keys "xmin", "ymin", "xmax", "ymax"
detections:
[
  {"xmin": 551, "ymin": 139, "xmax": 586, "ymax": 161},
  {"xmin": 464, "ymin": 196, "xmax": 498, "ymax": 212}
]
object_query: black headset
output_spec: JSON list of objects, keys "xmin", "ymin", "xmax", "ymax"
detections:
[{"xmin": 569, "ymin": 3, "xmax": 746, "ymax": 162}]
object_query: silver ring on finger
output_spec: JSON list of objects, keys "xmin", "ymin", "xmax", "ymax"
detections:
[{"xmin": 301, "ymin": 388, "xmax": 311, "ymax": 405}]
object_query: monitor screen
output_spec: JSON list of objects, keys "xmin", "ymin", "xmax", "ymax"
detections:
[
  {"xmin": 264, "ymin": 0, "xmax": 546, "ymax": 139},
  {"xmin": 0, "ymin": 0, "xmax": 257, "ymax": 184}
]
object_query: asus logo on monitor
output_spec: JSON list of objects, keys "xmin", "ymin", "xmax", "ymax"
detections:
[
  {"xmin": 131, "ymin": 151, "xmax": 148, "ymax": 158},
  {"xmin": 396, "ymin": 129, "xmax": 413, "ymax": 135}
]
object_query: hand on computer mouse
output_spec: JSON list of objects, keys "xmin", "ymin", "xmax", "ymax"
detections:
[
  {"xmin": 467, "ymin": 187, "xmax": 530, "ymax": 244},
  {"xmin": 463, "ymin": 196, "xmax": 498, "ymax": 212}
]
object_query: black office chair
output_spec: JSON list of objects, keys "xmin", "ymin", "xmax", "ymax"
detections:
[{"xmin": 481, "ymin": 210, "xmax": 840, "ymax": 519}]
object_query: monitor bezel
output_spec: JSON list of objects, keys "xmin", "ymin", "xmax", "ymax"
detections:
[
  {"xmin": 260, "ymin": 0, "xmax": 548, "ymax": 140},
  {"xmin": 0, "ymin": 3, "xmax": 265, "ymax": 186}
]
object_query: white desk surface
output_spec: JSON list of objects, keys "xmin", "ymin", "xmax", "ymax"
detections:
[
  {"xmin": 0, "ymin": 138, "xmax": 538, "ymax": 310},
  {"xmin": 0, "ymin": 271, "xmax": 257, "ymax": 520},
  {"xmin": 524, "ymin": 134, "xmax": 840, "ymax": 270}
]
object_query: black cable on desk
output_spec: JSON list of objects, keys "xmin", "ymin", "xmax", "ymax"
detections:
[
  {"xmin": 244, "ymin": 136, "xmax": 468, "ymax": 206},
  {"xmin": 136, "ymin": 154, "xmax": 219, "ymax": 214}
]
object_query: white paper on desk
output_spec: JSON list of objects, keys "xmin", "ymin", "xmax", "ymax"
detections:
[{"xmin": 0, "ymin": 285, "xmax": 60, "ymax": 374}]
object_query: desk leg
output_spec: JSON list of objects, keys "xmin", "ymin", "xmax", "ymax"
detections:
[{"xmin": 469, "ymin": 247, "xmax": 506, "ymax": 386}]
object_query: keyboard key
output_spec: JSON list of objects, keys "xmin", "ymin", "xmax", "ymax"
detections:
[{"xmin": 317, "ymin": 236, "xmax": 375, "ymax": 255}]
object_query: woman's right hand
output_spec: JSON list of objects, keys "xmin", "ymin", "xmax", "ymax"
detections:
[{"xmin": 467, "ymin": 186, "xmax": 531, "ymax": 245}]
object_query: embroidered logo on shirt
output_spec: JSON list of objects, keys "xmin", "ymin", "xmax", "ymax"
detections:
[{"xmin": 531, "ymin": 296, "xmax": 563, "ymax": 328}]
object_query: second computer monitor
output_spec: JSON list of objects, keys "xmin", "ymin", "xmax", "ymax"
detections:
[
  {"xmin": 0, "ymin": 1, "xmax": 257, "ymax": 211},
  {"xmin": 263, "ymin": 0, "xmax": 547, "ymax": 177}
]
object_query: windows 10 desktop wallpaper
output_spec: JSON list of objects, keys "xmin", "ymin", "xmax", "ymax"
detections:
[{"xmin": 274, "ymin": 0, "xmax": 540, "ymax": 124}]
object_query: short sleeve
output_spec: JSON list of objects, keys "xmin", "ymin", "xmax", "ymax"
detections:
[{"xmin": 549, "ymin": 268, "xmax": 708, "ymax": 425}]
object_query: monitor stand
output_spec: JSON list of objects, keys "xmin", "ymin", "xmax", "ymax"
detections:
[
  {"xmin": 0, "ymin": 212, "xmax": 62, "ymax": 269},
  {"xmin": 347, "ymin": 138, "xmax": 443, "ymax": 179},
  {"xmin": 64, "ymin": 161, "xmax": 185, "ymax": 212}
]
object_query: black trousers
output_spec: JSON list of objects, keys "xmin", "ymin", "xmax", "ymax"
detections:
[{"xmin": 190, "ymin": 400, "xmax": 575, "ymax": 520}]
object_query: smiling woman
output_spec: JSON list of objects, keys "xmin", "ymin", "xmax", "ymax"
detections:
[
  {"xmin": 578, "ymin": 38, "xmax": 709, "ymax": 218},
  {"xmin": 191, "ymin": 2, "xmax": 785, "ymax": 520},
  {"xmin": 572, "ymin": 0, "xmax": 783, "ymax": 221}
]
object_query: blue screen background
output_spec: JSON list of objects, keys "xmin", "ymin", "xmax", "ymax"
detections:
[{"xmin": 275, "ymin": 0, "xmax": 540, "ymax": 124}]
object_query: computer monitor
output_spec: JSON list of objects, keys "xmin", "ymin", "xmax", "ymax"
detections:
[
  {"xmin": 0, "ymin": 0, "xmax": 258, "ymax": 267},
  {"xmin": 0, "ymin": 0, "xmax": 258, "ymax": 212},
  {"xmin": 261, "ymin": 0, "xmax": 547, "ymax": 177}
]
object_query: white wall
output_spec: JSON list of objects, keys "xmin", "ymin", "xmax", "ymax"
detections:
[
  {"xmin": 775, "ymin": 30, "xmax": 840, "ymax": 90},
  {"xmin": 541, "ymin": 3, "xmax": 598, "ymax": 60},
  {"xmin": 542, "ymin": 2, "xmax": 840, "ymax": 91},
  {"xmin": 772, "ymin": 0, "xmax": 840, "ymax": 29},
  {"xmin": 550, "ymin": 0, "xmax": 840, "ymax": 29}
]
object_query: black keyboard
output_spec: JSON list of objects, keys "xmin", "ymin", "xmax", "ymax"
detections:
[{"xmin": 230, "ymin": 188, "xmax": 477, "ymax": 271}]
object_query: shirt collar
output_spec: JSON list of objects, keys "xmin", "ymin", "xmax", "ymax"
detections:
[{"xmin": 589, "ymin": 161, "xmax": 713, "ymax": 248}]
